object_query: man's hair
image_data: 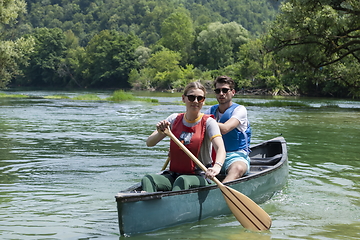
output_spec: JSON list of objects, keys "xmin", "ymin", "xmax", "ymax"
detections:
[
  {"xmin": 213, "ymin": 75, "xmax": 235, "ymax": 89},
  {"xmin": 183, "ymin": 81, "xmax": 206, "ymax": 96}
]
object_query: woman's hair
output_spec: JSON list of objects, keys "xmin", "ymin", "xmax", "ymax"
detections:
[
  {"xmin": 183, "ymin": 81, "xmax": 206, "ymax": 96},
  {"xmin": 213, "ymin": 75, "xmax": 235, "ymax": 89}
]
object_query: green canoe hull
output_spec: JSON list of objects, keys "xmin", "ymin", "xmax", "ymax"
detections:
[{"xmin": 115, "ymin": 137, "xmax": 288, "ymax": 236}]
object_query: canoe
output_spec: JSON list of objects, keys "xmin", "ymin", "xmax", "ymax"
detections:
[{"xmin": 115, "ymin": 136, "xmax": 288, "ymax": 236}]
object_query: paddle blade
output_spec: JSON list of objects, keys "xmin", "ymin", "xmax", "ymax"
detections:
[{"xmin": 219, "ymin": 185, "xmax": 272, "ymax": 231}]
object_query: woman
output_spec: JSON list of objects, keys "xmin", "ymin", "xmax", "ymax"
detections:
[{"xmin": 141, "ymin": 82, "xmax": 226, "ymax": 192}]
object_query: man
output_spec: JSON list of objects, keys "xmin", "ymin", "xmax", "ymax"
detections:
[{"xmin": 205, "ymin": 75, "xmax": 251, "ymax": 182}]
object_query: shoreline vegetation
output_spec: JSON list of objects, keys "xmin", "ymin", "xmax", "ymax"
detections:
[
  {"xmin": 2, "ymin": 1, "xmax": 359, "ymax": 99},
  {"xmin": 1, "ymin": 90, "xmax": 358, "ymax": 110},
  {"xmin": 0, "ymin": 90, "xmax": 158, "ymax": 103}
]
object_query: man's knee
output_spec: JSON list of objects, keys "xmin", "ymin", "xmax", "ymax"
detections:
[{"xmin": 229, "ymin": 162, "xmax": 247, "ymax": 176}]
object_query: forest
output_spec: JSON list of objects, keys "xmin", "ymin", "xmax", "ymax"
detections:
[{"xmin": 1, "ymin": 0, "xmax": 359, "ymax": 98}]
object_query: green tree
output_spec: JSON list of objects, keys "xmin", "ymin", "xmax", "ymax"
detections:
[
  {"xmin": 237, "ymin": 38, "xmax": 285, "ymax": 94},
  {"xmin": 0, "ymin": 37, "xmax": 35, "ymax": 88},
  {"xmin": 57, "ymin": 30, "xmax": 84, "ymax": 88},
  {"xmin": 129, "ymin": 49, "xmax": 199, "ymax": 90},
  {"xmin": 0, "ymin": 0, "xmax": 26, "ymax": 24},
  {"xmin": 128, "ymin": 68, "xmax": 153, "ymax": 90},
  {"xmin": 138, "ymin": 4, "xmax": 174, "ymax": 46},
  {"xmin": 81, "ymin": 30, "xmax": 142, "ymax": 88},
  {"xmin": 172, "ymin": 64, "xmax": 199, "ymax": 90},
  {"xmin": 15, "ymin": 0, "xmax": 281, "ymax": 48},
  {"xmin": 159, "ymin": 8, "xmax": 195, "ymax": 64},
  {"xmin": 134, "ymin": 46, "xmax": 152, "ymax": 68},
  {"xmin": 0, "ymin": 0, "xmax": 34, "ymax": 88},
  {"xmin": 17, "ymin": 28, "xmax": 67, "ymax": 87},
  {"xmin": 267, "ymin": 0, "xmax": 360, "ymax": 97},
  {"xmin": 194, "ymin": 22, "xmax": 250, "ymax": 70},
  {"xmin": 146, "ymin": 49, "xmax": 182, "ymax": 89},
  {"xmin": 147, "ymin": 49, "xmax": 181, "ymax": 73}
]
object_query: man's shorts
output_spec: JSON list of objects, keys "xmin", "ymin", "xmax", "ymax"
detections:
[{"xmin": 221, "ymin": 150, "xmax": 250, "ymax": 175}]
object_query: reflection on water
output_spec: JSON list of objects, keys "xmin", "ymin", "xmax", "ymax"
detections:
[{"xmin": 0, "ymin": 91, "xmax": 359, "ymax": 239}]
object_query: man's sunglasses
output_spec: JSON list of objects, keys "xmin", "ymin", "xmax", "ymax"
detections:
[
  {"xmin": 214, "ymin": 88, "xmax": 231, "ymax": 94},
  {"xmin": 185, "ymin": 95, "xmax": 205, "ymax": 102}
]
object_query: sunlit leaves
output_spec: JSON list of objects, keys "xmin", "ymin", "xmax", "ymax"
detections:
[
  {"xmin": 0, "ymin": 0, "xmax": 34, "ymax": 89},
  {"xmin": 0, "ymin": 0, "xmax": 26, "ymax": 25},
  {"xmin": 267, "ymin": 0, "xmax": 360, "ymax": 97},
  {"xmin": 0, "ymin": 37, "xmax": 35, "ymax": 88},
  {"xmin": 82, "ymin": 30, "xmax": 142, "ymax": 88},
  {"xmin": 159, "ymin": 8, "xmax": 195, "ymax": 63},
  {"xmin": 195, "ymin": 21, "xmax": 249, "ymax": 69},
  {"xmin": 129, "ymin": 49, "xmax": 199, "ymax": 90}
]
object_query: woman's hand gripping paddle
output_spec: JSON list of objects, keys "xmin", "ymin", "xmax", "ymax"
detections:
[{"xmin": 163, "ymin": 127, "xmax": 272, "ymax": 231}]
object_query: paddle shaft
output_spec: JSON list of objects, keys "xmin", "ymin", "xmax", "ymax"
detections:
[
  {"xmin": 161, "ymin": 156, "xmax": 170, "ymax": 171},
  {"xmin": 164, "ymin": 129, "xmax": 225, "ymax": 187}
]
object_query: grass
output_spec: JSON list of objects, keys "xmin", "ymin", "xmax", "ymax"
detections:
[
  {"xmin": 0, "ymin": 90, "xmax": 158, "ymax": 103},
  {"xmin": 106, "ymin": 90, "xmax": 136, "ymax": 101},
  {"xmin": 43, "ymin": 95, "xmax": 70, "ymax": 99},
  {"xmin": 106, "ymin": 90, "xmax": 158, "ymax": 103},
  {"xmin": 72, "ymin": 94, "xmax": 102, "ymax": 101},
  {"xmin": 0, "ymin": 93, "xmax": 28, "ymax": 98}
]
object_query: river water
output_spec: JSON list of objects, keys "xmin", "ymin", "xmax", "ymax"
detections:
[{"xmin": 0, "ymin": 90, "xmax": 359, "ymax": 240}]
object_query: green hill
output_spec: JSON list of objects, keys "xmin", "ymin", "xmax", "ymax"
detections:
[{"xmin": 15, "ymin": 0, "xmax": 281, "ymax": 46}]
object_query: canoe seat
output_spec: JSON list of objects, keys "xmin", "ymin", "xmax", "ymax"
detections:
[{"xmin": 250, "ymin": 154, "xmax": 282, "ymax": 165}]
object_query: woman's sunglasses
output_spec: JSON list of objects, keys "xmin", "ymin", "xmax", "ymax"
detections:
[
  {"xmin": 214, "ymin": 88, "xmax": 231, "ymax": 94},
  {"xmin": 185, "ymin": 95, "xmax": 205, "ymax": 102}
]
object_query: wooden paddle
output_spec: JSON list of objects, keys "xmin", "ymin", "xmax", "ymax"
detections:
[
  {"xmin": 161, "ymin": 156, "xmax": 170, "ymax": 170},
  {"xmin": 163, "ymin": 128, "xmax": 272, "ymax": 231}
]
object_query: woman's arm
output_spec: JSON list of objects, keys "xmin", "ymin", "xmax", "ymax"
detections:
[
  {"xmin": 205, "ymin": 136, "xmax": 226, "ymax": 179},
  {"xmin": 146, "ymin": 120, "xmax": 170, "ymax": 146},
  {"xmin": 146, "ymin": 130, "xmax": 166, "ymax": 146}
]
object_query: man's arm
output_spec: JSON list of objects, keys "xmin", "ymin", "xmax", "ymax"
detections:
[{"xmin": 218, "ymin": 118, "xmax": 240, "ymax": 135}]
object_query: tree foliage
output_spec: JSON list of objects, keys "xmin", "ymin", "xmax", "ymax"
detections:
[
  {"xmin": 129, "ymin": 49, "xmax": 200, "ymax": 90},
  {"xmin": 80, "ymin": 30, "xmax": 142, "ymax": 88},
  {"xmin": 3, "ymin": 0, "xmax": 281, "ymax": 91},
  {"xmin": 0, "ymin": 0, "xmax": 26, "ymax": 25},
  {"xmin": 159, "ymin": 8, "xmax": 194, "ymax": 64},
  {"xmin": 0, "ymin": 37, "xmax": 35, "ymax": 88},
  {"xmin": 267, "ymin": 0, "xmax": 360, "ymax": 97},
  {"xmin": 20, "ymin": 0, "xmax": 279, "ymax": 46},
  {"xmin": 0, "ymin": 0, "xmax": 35, "ymax": 89},
  {"xmin": 1, "ymin": 0, "xmax": 359, "ymax": 98},
  {"xmin": 195, "ymin": 22, "xmax": 250, "ymax": 70},
  {"xmin": 17, "ymin": 28, "xmax": 67, "ymax": 86}
]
